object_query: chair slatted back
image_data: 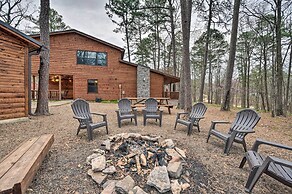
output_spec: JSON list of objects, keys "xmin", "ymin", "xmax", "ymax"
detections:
[
  {"xmin": 71, "ymin": 99, "xmax": 92, "ymax": 124},
  {"xmin": 118, "ymin": 98, "xmax": 132, "ymax": 115},
  {"xmin": 189, "ymin": 102, "xmax": 207, "ymax": 120},
  {"xmin": 145, "ymin": 98, "xmax": 158, "ymax": 113},
  {"xmin": 230, "ymin": 109, "xmax": 261, "ymax": 139}
]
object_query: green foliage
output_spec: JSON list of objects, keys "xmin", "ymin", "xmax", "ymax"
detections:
[{"xmin": 26, "ymin": 8, "xmax": 70, "ymax": 33}]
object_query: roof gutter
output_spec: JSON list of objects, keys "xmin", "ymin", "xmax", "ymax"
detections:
[{"xmin": 28, "ymin": 47, "xmax": 43, "ymax": 115}]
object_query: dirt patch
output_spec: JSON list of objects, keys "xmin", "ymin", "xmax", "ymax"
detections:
[{"xmin": 0, "ymin": 102, "xmax": 291, "ymax": 193}]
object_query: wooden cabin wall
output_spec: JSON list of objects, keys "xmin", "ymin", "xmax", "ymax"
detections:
[
  {"xmin": 150, "ymin": 72, "xmax": 164, "ymax": 97},
  {"xmin": 32, "ymin": 33, "xmax": 138, "ymax": 100},
  {"xmin": 0, "ymin": 30, "xmax": 27, "ymax": 120}
]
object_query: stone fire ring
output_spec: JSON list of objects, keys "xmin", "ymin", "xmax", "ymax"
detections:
[{"xmin": 86, "ymin": 133, "xmax": 191, "ymax": 193}]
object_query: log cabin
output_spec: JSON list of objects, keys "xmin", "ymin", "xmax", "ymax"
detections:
[
  {"xmin": 30, "ymin": 29, "xmax": 179, "ymax": 101},
  {"xmin": 0, "ymin": 21, "xmax": 42, "ymax": 120}
]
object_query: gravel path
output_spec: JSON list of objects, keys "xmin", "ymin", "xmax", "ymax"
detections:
[{"xmin": 0, "ymin": 102, "xmax": 291, "ymax": 193}]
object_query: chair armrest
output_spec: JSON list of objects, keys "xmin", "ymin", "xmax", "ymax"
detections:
[
  {"xmin": 269, "ymin": 156, "xmax": 292, "ymax": 168},
  {"xmin": 176, "ymin": 112, "xmax": 188, "ymax": 119},
  {"xmin": 252, "ymin": 138, "xmax": 292, "ymax": 152},
  {"xmin": 73, "ymin": 115, "xmax": 87, "ymax": 120},
  {"xmin": 210, "ymin": 120, "xmax": 230, "ymax": 130},
  {"xmin": 211, "ymin": 120, "xmax": 230, "ymax": 124},
  {"xmin": 177, "ymin": 112, "xmax": 188, "ymax": 116},
  {"xmin": 194, "ymin": 116, "xmax": 204, "ymax": 119},
  {"xmin": 91, "ymin": 112, "xmax": 107, "ymax": 117},
  {"xmin": 234, "ymin": 128, "xmax": 255, "ymax": 134}
]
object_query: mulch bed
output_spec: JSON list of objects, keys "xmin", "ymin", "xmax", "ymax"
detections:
[{"xmin": 0, "ymin": 102, "xmax": 291, "ymax": 193}]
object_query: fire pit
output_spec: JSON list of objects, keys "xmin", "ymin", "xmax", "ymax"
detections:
[{"xmin": 86, "ymin": 133, "xmax": 192, "ymax": 193}]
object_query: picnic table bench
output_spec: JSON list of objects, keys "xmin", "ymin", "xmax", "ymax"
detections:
[
  {"xmin": 131, "ymin": 104, "xmax": 174, "ymax": 114},
  {"xmin": 127, "ymin": 97, "xmax": 174, "ymax": 114},
  {"xmin": 0, "ymin": 134, "xmax": 54, "ymax": 194}
]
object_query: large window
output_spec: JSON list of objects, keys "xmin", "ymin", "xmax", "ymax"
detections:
[
  {"xmin": 88, "ymin": 79, "xmax": 98, "ymax": 93},
  {"xmin": 77, "ymin": 50, "xmax": 107, "ymax": 66}
]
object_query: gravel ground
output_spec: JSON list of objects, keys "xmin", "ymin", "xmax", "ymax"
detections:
[{"xmin": 0, "ymin": 101, "xmax": 291, "ymax": 194}]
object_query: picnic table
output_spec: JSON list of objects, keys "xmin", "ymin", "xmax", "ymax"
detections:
[{"xmin": 126, "ymin": 97, "xmax": 174, "ymax": 114}]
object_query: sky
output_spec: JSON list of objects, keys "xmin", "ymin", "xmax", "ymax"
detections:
[{"xmin": 32, "ymin": 0, "xmax": 125, "ymax": 47}]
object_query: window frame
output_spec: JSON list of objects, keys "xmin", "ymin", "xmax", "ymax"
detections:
[
  {"xmin": 87, "ymin": 79, "xmax": 98, "ymax": 94},
  {"xmin": 76, "ymin": 50, "xmax": 108, "ymax": 66}
]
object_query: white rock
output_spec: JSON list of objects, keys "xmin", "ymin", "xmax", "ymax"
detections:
[
  {"xmin": 92, "ymin": 155, "xmax": 106, "ymax": 172},
  {"xmin": 86, "ymin": 153, "xmax": 100, "ymax": 165},
  {"xmin": 132, "ymin": 186, "xmax": 148, "ymax": 194},
  {"xmin": 167, "ymin": 162, "xmax": 183, "ymax": 178},
  {"xmin": 102, "ymin": 166, "xmax": 117, "ymax": 174},
  {"xmin": 160, "ymin": 139, "xmax": 175, "ymax": 148},
  {"xmin": 87, "ymin": 169, "xmax": 107, "ymax": 185},
  {"xmin": 171, "ymin": 179, "xmax": 182, "ymax": 194},
  {"xmin": 115, "ymin": 175, "xmax": 135, "ymax": 194},
  {"xmin": 146, "ymin": 166, "xmax": 171, "ymax": 193}
]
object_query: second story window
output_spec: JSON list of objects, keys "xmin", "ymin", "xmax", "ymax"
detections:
[{"xmin": 77, "ymin": 50, "xmax": 107, "ymax": 66}]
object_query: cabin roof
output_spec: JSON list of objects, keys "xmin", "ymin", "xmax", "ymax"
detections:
[
  {"xmin": 30, "ymin": 29, "xmax": 125, "ymax": 55},
  {"xmin": 0, "ymin": 20, "xmax": 42, "ymax": 51}
]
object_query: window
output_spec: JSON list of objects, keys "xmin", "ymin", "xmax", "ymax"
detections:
[
  {"xmin": 88, "ymin": 79, "xmax": 98, "ymax": 93},
  {"xmin": 77, "ymin": 50, "xmax": 107, "ymax": 66}
]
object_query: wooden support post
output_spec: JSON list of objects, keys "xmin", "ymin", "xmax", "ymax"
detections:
[{"xmin": 58, "ymin": 75, "xmax": 62, "ymax": 100}]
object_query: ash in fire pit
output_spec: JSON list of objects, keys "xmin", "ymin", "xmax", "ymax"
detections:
[{"xmin": 86, "ymin": 133, "xmax": 193, "ymax": 193}]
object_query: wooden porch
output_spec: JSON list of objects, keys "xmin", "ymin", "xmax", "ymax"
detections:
[{"xmin": 31, "ymin": 74, "xmax": 73, "ymax": 100}]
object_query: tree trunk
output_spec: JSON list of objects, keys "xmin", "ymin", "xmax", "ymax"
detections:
[
  {"xmin": 35, "ymin": 0, "xmax": 50, "ymax": 115},
  {"xmin": 284, "ymin": 41, "xmax": 292, "ymax": 114},
  {"xmin": 179, "ymin": 0, "xmax": 192, "ymax": 111},
  {"xmin": 125, "ymin": 16, "xmax": 131, "ymax": 62},
  {"xmin": 259, "ymin": 46, "xmax": 266, "ymax": 111},
  {"xmin": 275, "ymin": 0, "xmax": 283, "ymax": 116},
  {"xmin": 221, "ymin": 0, "xmax": 241, "ymax": 111},
  {"xmin": 263, "ymin": 41, "xmax": 270, "ymax": 111},
  {"xmin": 168, "ymin": 0, "xmax": 177, "ymax": 78},
  {"xmin": 199, "ymin": 0, "xmax": 213, "ymax": 102}
]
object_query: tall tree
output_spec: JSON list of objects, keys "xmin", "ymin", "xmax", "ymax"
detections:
[
  {"xmin": 35, "ymin": 0, "xmax": 50, "ymax": 115},
  {"xmin": 26, "ymin": 8, "xmax": 70, "ymax": 33},
  {"xmin": 275, "ymin": 0, "xmax": 283, "ymax": 116},
  {"xmin": 198, "ymin": 0, "xmax": 213, "ymax": 102},
  {"xmin": 105, "ymin": 0, "xmax": 140, "ymax": 62},
  {"xmin": 0, "ymin": 0, "xmax": 35, "ymax": 28},
  {"xmin": 221, "ymin": 0, "xmax": 241, "ymax": 111},
  {"xmin": 179, "ymin": 0, "xmax": 192, "ymax": 111}
]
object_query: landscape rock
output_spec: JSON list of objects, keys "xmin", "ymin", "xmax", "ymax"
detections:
[
  {"xmin": 160, "ymin": 139, "xmax": 175, "ymax": 148},
  {"xmin": 92, "ymin": 155, "xmax": 106, "ymax": 172},
  {"xmin": 165, "ymin": 149, "xmax": 181, "ymax": 160},
  {"xmin": 87, "ymin": 169, "xmax": 107, "ymax": 185},
  {"xmin": 86, "ymin": 153, "xmax": 100, "ymax": 165},
  {"xmin": 181, "ymin": 183, "xmax": 190, "ymax": 190},
  {"xmin": 146, "ymin": 166, "xmax": 170, "ymax": 193},
  {"xmin": 167, "ymin": 162, "xmax": 183, "ymax": 178},
  {"xmin": 132, "ymin": 186, "xmax": 148, "ymax": 194},
  {"xmin": 101, "ymin": 180, "xmax": 117, "ymax": 194},
  {"xmin": 115, "ymin": 175, "xmax": 135, "ymax": 194},
  {"xmin": 102, "ymin": 180, "xmax": 118, "ymax": 189},
  {"xmin": 102, "ymin": 166, "xmax": 117, "ymax": 174},
  {"xmin": 102, "ymin": 139, "xmax": 111, "ymax": 151},
  {"xmin": 174, "ymin": 147, "xmax": 186, "ymax": 158},
  {"xmin": 171, "ymin": 180, "xmax": 182, "ymax": 194},
  {"xmin": 127, "ymin": 133, "xmax": 142, "ymax": 139}
]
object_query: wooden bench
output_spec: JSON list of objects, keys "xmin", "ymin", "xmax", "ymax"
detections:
[
  {"xmin": 131, "ymin": 104, "xmax": 174, "ymax": 114},
  {"xmin": 0, "ymin": 134, "xmax": 54, "ymax": 194}
]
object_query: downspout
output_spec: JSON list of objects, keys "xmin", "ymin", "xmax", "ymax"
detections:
[{"xmin": 28, "ymin": 48, "xmax": 42, "ymax": 115}]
